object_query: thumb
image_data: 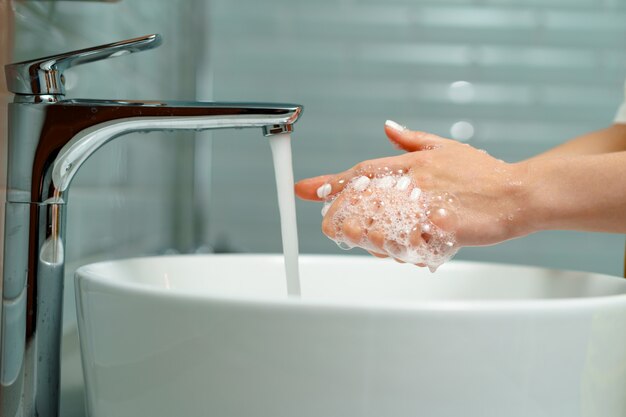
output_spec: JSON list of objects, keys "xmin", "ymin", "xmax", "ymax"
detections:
[
  {"xmin": 294, "ymin": 175, "xmax": 333, "ymax": 201},
  {"xmin": 384, "ymin": 120, "xmax": 444, "ymax": 152}
]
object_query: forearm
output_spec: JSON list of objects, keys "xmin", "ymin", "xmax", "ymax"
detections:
[
  {"xmin": 528, "ymin": 123, "xmax": 626, "ymax": 160},
  {"xmin": 520, "ymin": 151, "xmax": 626, "ymax": 234}
]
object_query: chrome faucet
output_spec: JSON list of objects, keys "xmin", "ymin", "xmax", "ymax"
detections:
[{"xmin": 0, "ymin": 34, "xmax": 302, "ymax": 417}]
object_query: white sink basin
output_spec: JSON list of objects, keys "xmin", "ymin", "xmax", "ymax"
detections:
[{"xmin": 75, "ymin": 255, "xmax": 626, "ymax": 417}]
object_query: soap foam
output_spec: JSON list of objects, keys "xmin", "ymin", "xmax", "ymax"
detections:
[{"xmin": 321, "ymin": 171, "xmax": 460, "ymax": 272}]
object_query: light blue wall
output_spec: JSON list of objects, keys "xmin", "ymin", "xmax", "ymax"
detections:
[{"xmin": 206, "ymin": 0, "xmax": 626, "ymax": 276}]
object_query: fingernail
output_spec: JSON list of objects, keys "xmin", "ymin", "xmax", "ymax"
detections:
[
  {"xmin": 395, "ymin": 176, "xmax": 411, "ymax": 191},
  {"xmin": 409, "ymin": 188, "xmax": 422, "ymax": 201},
  {"xmin": 316, "ymin": 183, "xmax": 332, "ymax": 199},
  {"xmin": 352, "ymin": 176, "xmax": 371, "ymax": 192},
  {"xmin": 385, "ymin": 120, "xmax": 406, "ymax": 132}
]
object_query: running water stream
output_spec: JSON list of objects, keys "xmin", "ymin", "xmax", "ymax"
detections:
[{"xmin": 269, "ymin": 133, "xmax": 301, "ymax": 296}]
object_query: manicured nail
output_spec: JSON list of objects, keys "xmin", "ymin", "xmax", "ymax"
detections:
[
  {"xmin": 316, "ymin": 183, "xmax": 332, "ymax": 199},
  {"xmin": 409, "ymin": 188, "xmax": 422, "ymax": 201},
  {"xmin": 385, "ymin": 120, "xmax": 406, "ymax": 132},
  {"xmin": 352, "ymin": 176, "xmax": 371, "ymax": 192},
  {"xmin": 395, "ymin": 176, "xmax": 411, "ymax": 191}
]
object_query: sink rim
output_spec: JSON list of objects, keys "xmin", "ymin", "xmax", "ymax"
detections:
[{"xmin": 75, "ymin": 254, "xmax": 626, "ymax": 313}]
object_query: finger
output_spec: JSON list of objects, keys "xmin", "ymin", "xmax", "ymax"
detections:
[
  {"xmin": 384, "ymin": 240, "xmax": 406, "ymax": 258},
  {"xmin": 427, "ymin": 206, "xmax": 459, "ymax": 233},
  {"xmin": 384, "ymin": 120, "xmax": 446, "ymax": 152},
  {"xmin": 415, "ymin": 263, "xmax": 427, "ymax": 268},
  {"xmin": 368, "ymin": 250, "xmax": 388, "ymax": 258},
  {"xmin": 342, "ymin": 216, "xmax": 364, "ymax": 245},
  {"xmin": 366, "ymin": 228, "xmax": 386, "ymax": 253},
  {"xmin": 321, "ymin": 193, "xmax": 349, "ymax": 238},
  {"xmin": 409, "ymin": 225, "xmax": 427, "ymax": 247},
  {"xmin": 295, "ymin": 175, "xmax": 333, "ymax": 201}
]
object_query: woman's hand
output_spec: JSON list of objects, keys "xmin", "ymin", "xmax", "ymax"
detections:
[{"xmin": 295, "ymin": 121, "xmax": 534, "ymax": 263}]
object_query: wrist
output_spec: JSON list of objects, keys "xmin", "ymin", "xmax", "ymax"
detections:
[
  {"xmin": 507, "ymin": 159, "xmax": 551, "ymax": 238},
  {"xmin": 513, "ymin": 157, "xmax": 570, "ymax": 235}
]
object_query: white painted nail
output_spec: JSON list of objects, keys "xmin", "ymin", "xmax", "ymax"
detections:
[
  {"xmin": 385, "ymin": 120, "xmax": 406, "ymax": 131},
  {"xmin": 352, "ymin": 176, "xmax": 371, "ymax": 192},
  {"xmin": 409, "ymin": 188, "xmax": 422, "ymax": 201},
  {"xmin": 316, "ymin": 183, "xmax": 332, "ymax": 199},
  {"xmin": 395, "ymin": 176, "xmax": 411, "ymax": 191},
  {"xmin": 374, "ymin": 176, "xmax": 395, "ymax": 189},
  {"xmin": 321, "ymin": 204, "xmax": 330, "ymax": 217}
]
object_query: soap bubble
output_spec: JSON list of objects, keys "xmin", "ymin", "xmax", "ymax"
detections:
[{"xmin": 320, "ymin": 172, "xmax": 460, "ymax": 271}]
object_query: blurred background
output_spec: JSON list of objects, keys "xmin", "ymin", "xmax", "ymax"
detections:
[
  {"xmin": 0, "ymin": 0, "xmax": 625, "ymax": 415},
  {"xmin": 207, "ymin": 0, "xmax": 626, "ymax": 276}
]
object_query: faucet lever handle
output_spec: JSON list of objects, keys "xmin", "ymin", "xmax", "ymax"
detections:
[{"xmin": 5, "ymin": 34, "xmax": 162, "ymax": 96}]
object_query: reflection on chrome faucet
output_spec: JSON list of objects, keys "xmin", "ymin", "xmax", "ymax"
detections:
[{"xmin": 0, "ymin": 34, "xmax": 302, "ymax": 417}]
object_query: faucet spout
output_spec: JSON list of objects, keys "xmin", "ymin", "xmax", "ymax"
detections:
[{"xmin": 15, "ymin": 99, "xmax": 302, "ymax": 204}]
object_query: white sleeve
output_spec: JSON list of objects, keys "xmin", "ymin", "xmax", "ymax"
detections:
[{"xmin": 614, "ymin": 79, "xmax": 626, "ymax": 124}]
